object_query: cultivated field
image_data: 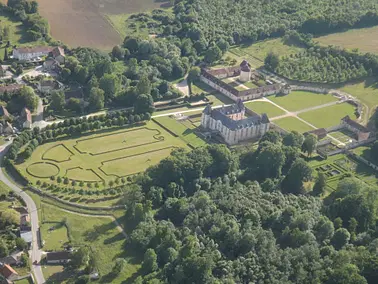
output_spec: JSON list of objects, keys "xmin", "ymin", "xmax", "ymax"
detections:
[
  {"xmin": 316, "ymin": 26, "xmax": 378, "ymax": 54},
  {"xmin": 37, "ymin": 0, "xmax": 170, "ymax": 49},
  {"xmin": 16, "ymin": 121, "xmax": 188, "ymax": 185},
  {"xmin": 298, "ymin": 103, "xmax": 357, "ymax": 129},
  {"xmin": 268, "ymin": 91, "xmax": 338, "ymax": 112}
]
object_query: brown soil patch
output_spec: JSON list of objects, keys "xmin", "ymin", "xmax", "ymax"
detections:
[{"xmin": 36, "ymin": 0, "xmax": 170, "ymax": 50}]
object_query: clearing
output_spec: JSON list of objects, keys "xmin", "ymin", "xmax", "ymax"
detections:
[
  {"xmin": 268, "ymin": 91, "xmax": 338, "ymax": 112},
  {"xmin": 298, "ymin": 102, "xmax": 357, "ymax": 129},
  {"xmin": 37, "ymin": 0, "xmax": 170, "ymax": 49},
  {"xmin": 316, "ymin": 26, "xmax": 378, "ymax": 54}
]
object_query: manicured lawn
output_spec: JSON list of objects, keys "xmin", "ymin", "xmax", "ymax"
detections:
[
  {"xmin": 244, "ymin": 101, "xmax": 286, "ymax": 118},
  {"xmin": 16, "ymin": 121, "xmax": 188, "ymax": 188},
  {"xmin": 340, "ymin": 78, "xmax": 378, "ymax": 121},
  {"xmin": 243, "ymin": 81, "xmax": 259, "ymax": 89},
  {"xmin": 41, "ymin": 203, "xmax": 140, "ymax": 283},
  {"xmin": 153, "ymin": 116, "xmax": 206, "ymax": 148},
  {"xmin": 316, "ymin": 26, "xmax": 378, "ymax": 54},
  {"xmin": 273, "ymin": 117, "xmax": 314, "ymax": 133},
  {"xmin": 298, "ymin": 102, "xmax": 357, "ymax": 128},
  {"xmin": 40, "ymin": 222, "xmax": 70, "ymax": 251},
  {"xmin": 268, "ymin": 91, "xmax": 338, "ymax": 112}
]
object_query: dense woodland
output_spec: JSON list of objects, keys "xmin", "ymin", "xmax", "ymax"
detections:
[{"xmin": 110, "ymin": 131, "xmax": 378, "ymax": 283}]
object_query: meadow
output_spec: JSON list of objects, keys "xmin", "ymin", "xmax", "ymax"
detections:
[
  {"xmin": 316, "ymin": 26, "xmax": 378, "ymax": 54},
  {"xmin": 298, "ymin": 103, "xmax": 357, "ymax": 129},
  {"xmin": 16, "ymin": 121, "xmax": 189, "ymax": 186},
  {"xmin": 268, "ymin": 91, "xmax": 338, "ymax": 112},
  {"xmin": 40, "ymin": 203, "xmax": 140, "ymax": 283}
]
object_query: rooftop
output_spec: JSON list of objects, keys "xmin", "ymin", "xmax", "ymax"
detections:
[
  {"xmin": 0, "ymin": 263, "xmax": 18, "ymax": 279},
  {"xmin": 46, "ymin": 251, "xmax": 71, "ymax": 261},
  {"xmin": 14, "ymin": 46, "xmax": 53, "ymax": 54},
  {"xmin": 21, "ymin": 107, "xmax": 32, "ymax": 122},
  {"xmin": 51, "ymin": 46, "xmax": 65, "ymax": 58},
  {"xmin": 0, "ymin": 106, "xmax": 9, "ymax": 117},
  {"xmin": 20, "ymin": 231, "xmax": 32, "ymax": 243},
  {"xmin": 342, "ymin": 116, "xmax": 370, "ymax": 133}
]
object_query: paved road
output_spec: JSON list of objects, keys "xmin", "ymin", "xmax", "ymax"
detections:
[{"xmin": 0, "ymin": 143, "xmax": 45, "ymax": 284}]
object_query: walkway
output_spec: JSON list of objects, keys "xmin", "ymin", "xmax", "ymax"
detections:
[{"xmin": 0, "ymin": 143, "xmax": 45, "ymax": 284}]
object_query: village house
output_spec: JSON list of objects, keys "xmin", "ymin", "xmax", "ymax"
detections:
[
  {"xmin": 20, "ymin": 107, "xmax": 32, "ymax": 129},
  {"xmin": 201, "ymin": 100, "xmax": 270, "ymax": 145},
  {"xmin": 43, "ymin": 58, "xmax": 60, "ymax": 71},
  {"xmin": 305, "ymin": 128, "xmax": 328, "ymax": 139},
  {"xmin": 13, "ymin": 46, "xmax": 54, "ymax": 61},
  {"xmin": 200, "ymin": 61, "xmax": 287, "ymax": 102},
  {"xmin": 46, "ymin": 251, "xmax": 72, "ymax": 264},
  {"xmin": 0, "ymin": 263, "xmax": 18, "ymax": 282},
  {"xmin": 0, "ymin": 106, "xmax": 10, "ymax": 119},
  {"xmin": 38, "ymin": 79, "xmax": 61, "ymax": 94},
  {"xmin": 20, "ymin": 231, "xmax": 32, "ymax": 249},
  {"xmin": 50, "ymin": 46, "xmax": 65, "ymax": 64},
  {"xmin": 0, "ymin": 84, "xmax": 23, "ymax": 94},
  {"xmin": 0, "ymin": 251, "xmax": 22, "ymax": 266},
  {"xmin": 3, "ymin": 122, "xmax": 14, "ymax": 135},
  {"xmin": 341, "ymin": 116, "xmax": 371, "ymax": 142}
]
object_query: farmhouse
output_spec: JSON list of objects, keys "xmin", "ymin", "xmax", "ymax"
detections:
[
  {"xmin": 201, "ymin": 100, "xmax": 270, "ymax": 145},
  {"xmin": 46, "ymin": 251, "xmax": 72, "ymax": 264},
  {"xmin": 20, "ymin": 107, "xmax": 32, "ymax": 129},
  {"xmin": 38, "ymin": 79, "xmax": 61, "ymax": 94},
  {"xmin": 341, "ymin": 116, "xmax": 371, "ymax": 141},
  {"xmin": 200, "ymin": 61, "xmax": 286, "ymax": 101},
  {"xmin": 50, "ymin": 46, "xmax": 65, "ymax": 64},
  {"xmin": 0, "ymin": 251, "xmax": 22, "ymax": 266},
  {"xmin": 43, "ymin": 58, "xmax": 60, "ymax": 71},
  {"xmin": 0, "ymin": 84, "xmax": 23, "ymax": 94},
  {"xmin": 13, "ymin": 46, "xmax": 54, "ymax": 61},
  {"xmin": 3, "ymin": 122, "xmax": 14, "ymax": 135},
  {"xmin": 0, "ymin": 106, "xmax": 9, "ymax": 119},
  {"xmin": 0, "ymin": 263, "xmax": 18, "ymax": 282}
]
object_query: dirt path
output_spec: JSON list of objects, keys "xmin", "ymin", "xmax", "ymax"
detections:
[{"xmin": 174, "ymin": 78, "xmax": 189, "ymax": 96}]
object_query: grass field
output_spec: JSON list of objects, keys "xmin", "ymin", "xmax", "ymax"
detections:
[
  {"xmin": 273, "ymin": 117, "xmax": 314, "ymax": 133},
  {"xmin": 40, "ymin": 223, "xmax": 70, "ymax": 251},
  {"xmin": 340, "ymin": 78, "xmax": 378, "ymax": 120},
  {"xmin": 268, "ymin": 91, "xmax": 338, "ymax": 112},
  {"xmin": 153, "ymin": 116, "xmax": 206, "ymax": 148},
  {"xmin": 243, "ymin": 81, "xmax": 259, "ymax": 89},
  {"xmin": 244, "ymin": 101, "xmax": 286, "ymax": 117},
  {"xmin": 41, "ymin": 203, "xmax": 140, "ymax": 283},
  {"xmin": 298, "ymin": 102, "xmax": 357, "ymax": 128},
  {"xmin": 316, "ymin": 26, "xmax": 378, "ymax": 54},
  {"xmin": 16, "ymin": 121, "xmax": 189, "ymax": 186}
]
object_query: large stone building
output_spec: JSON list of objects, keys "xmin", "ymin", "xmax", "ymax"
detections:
[
  {"xmin": 200, "ymin": 60, "xmax": 288, "ymax": 102},
  {"xmin": 201, "ymin": 100, "xmax": 270, "ymax": 145}
]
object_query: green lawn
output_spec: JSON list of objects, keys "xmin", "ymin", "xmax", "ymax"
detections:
[
  {"xmin": 243, "ymin": 81, "xmax": 259, "ymax": 89},
  {"xmin": 316, "ymin": 26, "xmax": 378, "ymax": 55},
  {"xmin": 268, "ymin": 91, "xmax": 338, "ymax": 112},
  {"xmin": 298, "ymin": 102, "xmax": 357, "ymax": 128},
  {"xmin": 41, "ymin": 203, "xmax": 140, "ymax": 283},
  {"xmin": 244, "ymin": 101, "xmax": 286, "ymax": 118},
  {"xmin": 16, "ymin": 121, "xmax": 189, "ymax": 188},
  {"xmin": 273, "ymin": 117, "xmax": 314, "ymax": 133},
  {"xmin": 40, "ymin": 222, "xmax": 70, "ymax": 251},
  {"xmin": 153, "ymin": 117, "xmax": 206, "ymax": 148},
  {"xmin": 340, "ymin": 78, "xmax": 378, "ymax": 121}
]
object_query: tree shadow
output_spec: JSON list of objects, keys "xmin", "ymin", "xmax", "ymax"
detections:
[{"xmin": 84, "ymin": 221, "xmax": 117, "ymax": 242}]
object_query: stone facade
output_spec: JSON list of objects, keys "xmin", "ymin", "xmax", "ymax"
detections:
[
  {"xmin": 201, "ymin": 100, "xmax": 270, "ymax": 145},
  {"xmin": 341, "ymin": 116, "xmax": 371, "ymax": 141}
]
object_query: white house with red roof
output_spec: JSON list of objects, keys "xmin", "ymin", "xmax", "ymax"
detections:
[{"xmin": 13, "ymin": 46, "xmax": 54, "ymax": 61}]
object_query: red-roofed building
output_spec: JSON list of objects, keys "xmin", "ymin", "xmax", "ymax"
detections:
[
  {"xmin": 0, "ymin": 263, "xmax": 19, "ymax": 281},
  {"xmin": 50, "ymin": 47, "xmax": 65, "ymax": 64},
  {"xmin": 341, "ymin": 116, "xmax": 371, "ymax": 142}
]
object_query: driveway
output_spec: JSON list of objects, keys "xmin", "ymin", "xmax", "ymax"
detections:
[{"xmin": 0, "ymin": 143, "xmax": 45, "ymax": 284}]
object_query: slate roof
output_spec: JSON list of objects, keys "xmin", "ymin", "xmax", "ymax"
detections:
[
  {"xmin": 46, "ymin": 251, "xmax": 71, "ymax": 261},
  {"xmin": 342, "ymin": 115, "xmax": 370, "ymax": 133},
  {"xmin": 20, "ymin": 231, "xmax": 32, "ymax": 243}
]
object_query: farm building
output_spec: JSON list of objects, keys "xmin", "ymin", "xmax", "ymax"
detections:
[
  {"xmin": 46, "ymin": 251, "xmax": 72, "ymax": 264},
  {"xmin": 0, "ymin": 84, "xmax": 23, "ymax": 94},
  {"xmin": 50, "ymin": 46, "xmax": 65, "ymax": 64},
  {"xmin": 201, "ymin": 100, "xmax": 270, "ymax": 145},
  {"xmin": 0, "ymin": 263, "xmax": 18, "ymax": 281},
  {"xmin": 200, "ymin": 61, "xmax": 287, "ymax": 101},
  {"xmin": 13, "ymin": 46, "xmax": 54, "ymax": 61},
  {"xmin": 0, "ymin": 106, "xmax": 10, "ymax": 119},
  {"xmin": 341, "ymin": 116, "xmax": 371, "ymax": 141},
  {"xmin": 38, "ymin": 80, "xmax": 61, "ymax": 94}
]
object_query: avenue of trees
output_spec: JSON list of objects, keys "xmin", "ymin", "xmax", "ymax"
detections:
[{"xmin": 116, "ymin": 130, "xmax": 378, "ymax": 283}]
